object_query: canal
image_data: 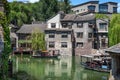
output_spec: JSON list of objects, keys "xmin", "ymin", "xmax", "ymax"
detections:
[{"xmin": 12, "ymin": 55, "xmax": 109, "ymax": 80}]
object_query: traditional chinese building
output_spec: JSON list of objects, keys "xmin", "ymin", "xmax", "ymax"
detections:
[
  {"xmin": 106, "ymin": 43, "xmax": 120, "ymax": 80},
  {"xmin": 17, "ymin": 23, "xmax": 46, "ymax": 51},
  {"xmin": 45, "ymin": 12, "xmax": 109, "ymax": 56}
]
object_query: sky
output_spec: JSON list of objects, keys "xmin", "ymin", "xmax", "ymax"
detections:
[{"xmin": 7, "ymin": 0, "xmax": 120, "ymax": 12}]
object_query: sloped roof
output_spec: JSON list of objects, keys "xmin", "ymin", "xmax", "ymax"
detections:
[
  {"xmin": 17, "ymin": 23, "xmax": 47, "ymax": 34},
  {"xmin": 61, "ymin": 14, "xmax": 77, "ymax": 21},
  {"xmin": 61, "ymin": 13, "xmax": 95, "ymax": 22},
  {"xmin": 74, "ymin": 14, "xmax": 95, "ymax": 21},
  {"xmin": 106, "ymin": 43, "xmax": 120, "ymax": 54},
  {"xmin": 10, "ymin": 33, "xmax": 18, "ymax": 38}
]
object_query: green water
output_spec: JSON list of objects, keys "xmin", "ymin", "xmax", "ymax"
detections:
[{"xmin": 13, "ymin": 55, "xmax": 109, "ymax": 80}]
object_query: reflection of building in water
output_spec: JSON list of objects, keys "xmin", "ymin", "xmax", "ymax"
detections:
[{"xmin": 45, "ymin": 57, "xmax": 72, "ymax": 78}]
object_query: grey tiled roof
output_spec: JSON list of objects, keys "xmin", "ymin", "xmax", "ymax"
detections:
[
  {"xmin": 61, "ymin": 14, "xmax": 95, "ymax": 22},
  {"xmin": 106, "ymin": 43, "xmax": 120, "ymax": 54},
  {"xmin": 17, "ymin": 23, "xmax": 47, "ymax": 34},
  {"xmin": 10, "ymin": 33, "xmax": 18, "ymax": 38},
  {"xmin": 74, "ymin": 14, "xmax": 95, "ymax": 21},
  {"xmin": 61, "ymin": 14, "xmax": 77, "ymax": 21}
]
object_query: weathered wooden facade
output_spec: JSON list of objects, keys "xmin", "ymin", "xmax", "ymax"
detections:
[
  {"xmin": 17, "ymin": 23, "xmax": 46, "ymax": 51},
  {"xmin": 106, "ymin": 43, "xmax": 120, "ymax": 80}
]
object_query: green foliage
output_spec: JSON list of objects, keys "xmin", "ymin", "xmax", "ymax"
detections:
[
  {"xmin": 109, "ymin": 14, "xmax": 120, "ymax": 46},
  {"xmin": 9, "ymin": 0, "xmax": 71, "ymax": 24},
  {"xmin": 13, "ymin": 71, "xmax": 37, "ymax": 80},
  {"xmin": 18, "ymin": 40, "xmax": 31, "ymax": 43},
  {"xmin": 0, "ymin": 0, "xmax": 11, "ymax": 79},
  {"xmin": 95, "ymin": 13, "xmax": 109, "ymax": 19},
  {"xmin": 59, "ymin": 0, "xmax": 71, "ymax": 14},
  {"xmin": 38, "ymin": 0, "xmax": 59, "ymax": 21},
  {"xmin": 9, "ymin": 2, "xmax": 32, "ymax": 27},
  {"xmin": 31, "ymin": 29, "xmax": 46, "ymax": 51}
]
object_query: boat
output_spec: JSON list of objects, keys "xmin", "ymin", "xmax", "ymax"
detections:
[
  {"xmin": 32, "ymin": 50, "xmax": 60, "ymax": 58},
  {"xmin": 80, "ymin": 53, "xmax": 111, "ymax": 73}
]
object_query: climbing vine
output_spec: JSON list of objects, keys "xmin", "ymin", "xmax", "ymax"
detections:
[{"xmin": 0, "ymin": 0, "xmax": 11, "ymax": 79}]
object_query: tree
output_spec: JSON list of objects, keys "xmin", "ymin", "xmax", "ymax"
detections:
[
  {"xmin": 0, "ymin": 0, "xmax": 11, "ymax": 79},
  {"xmin": 109, "ymin": 14, "xmax": 120, "ymax": 46},
  {"xmin": 31, "ymin": 29, "xmax": 46, "ymax": 51},
  {"xmin": 39, "ymin": 0, "xmax": 59, "ymax": 21},
  {"xmin": 59, "ymin": 0, "xmax": 71, "ymax": 14},
  {"xmin": 95, "ymin": 13, "xmax": 109, "ymax": 19},
  {"xmin": 9, "ymin": 2, "xmax": 32, "ymax": 27}
]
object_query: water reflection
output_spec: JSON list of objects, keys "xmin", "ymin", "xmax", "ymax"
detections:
[{"xmin": 13, "ymin": 55, "xmax": 109, "ymax": 80}]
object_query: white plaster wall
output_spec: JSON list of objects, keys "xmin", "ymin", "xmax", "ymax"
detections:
[
  {"xmin": 108, "ymin": 3, "xmax": 117, "ymax": 13},
  {"xmin": 47, "ymin": 14, "xmax": 61, "ymax": 28}
]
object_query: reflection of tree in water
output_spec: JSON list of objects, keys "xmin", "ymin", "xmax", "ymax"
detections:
[
  {"xmin": 13, "ymin": 71, "xmax": 37, "ymax": 80},
  {"xmin": 70, "ymin": 56, "xmax": 76, "ymax": 80}
]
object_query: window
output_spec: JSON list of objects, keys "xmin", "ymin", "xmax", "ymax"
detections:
[
  {"xmin": 88, "ymin": 33, "xmax": 92, "ymax": 38},
  {"xmin": 51, "ymin": 23, "xmax": 56, "ymax": 28},
  {"xmin": 62, "ymin": 23, "xmax": 68, "ymax": 28},
  {"xmin": 99, "ymin": 23, "xmax": 107, "ymax": 30},
  {"xmin": 76, "ymin": 10, "xmax": 79, "ymax": 12},
  {"xmin": 61, "ymin": 42, "xmax": 67, "ymax": 48},
  {"xmin": 77, "ymin": 32, "xmax": 83, "ymax": 38},
  {"xmin": 61, "ymin": 34, "xmax": 68, "ymax": 38},
  {"xmin": 101, "ymin": 39, "xmax": 106, "ymax": 47},
  {"xmin": 99, "ymin": 4, "xmax": 108, "ymax": 13},
  {"xmin": 88, "ymin": 5, "xmax": 96, "ymax": 12},
  {"xmin": 89, "ymin": 22, "xmax": 94, "ymax": 28},
  {"xmin": 77, "ymin": 23, "xmax": 83, "ymax": 28},
  {"xmin": 49, "ymin": 34, "xmax": 55, "ymax": 38},
  {"xmin": 76, "ymin": 42, "xmax": 83, "ymax": 47},
  {"xmin": 68, "ymin": 22, "xmax": 72, "ymax": 29},
  {"xmin": 113, "ymin": 7, "xmax": 117, "ymax": 13},
  {"xmin": 49, "ymin": 42, "xmax": 55, "ymax": 48}
]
